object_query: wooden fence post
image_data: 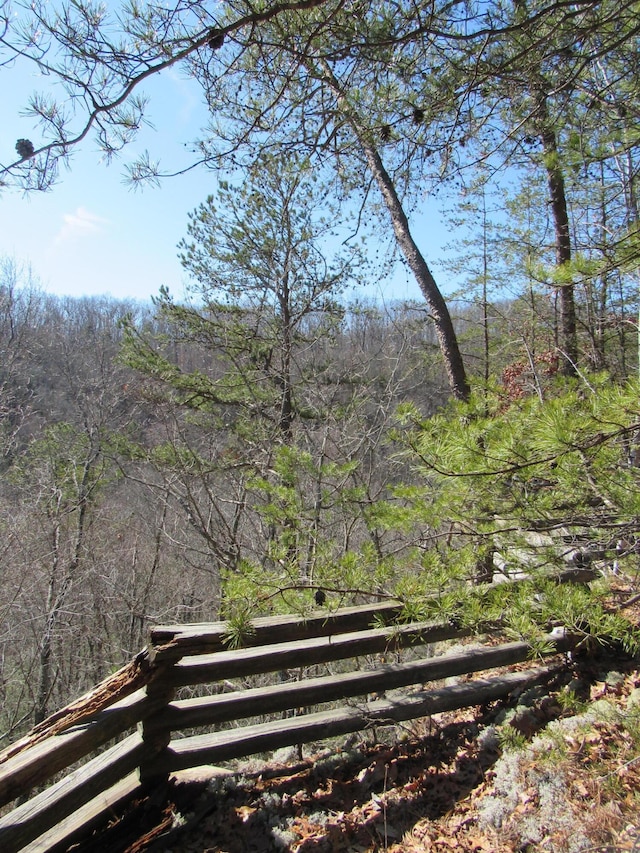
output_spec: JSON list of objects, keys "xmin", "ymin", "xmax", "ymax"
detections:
[{"xmin": 138, "ymin": 663, "xmax": 176, "ymax": 788}]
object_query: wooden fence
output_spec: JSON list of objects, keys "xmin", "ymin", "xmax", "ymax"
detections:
[{"xmin": 0, "ymin": 598, "xmax": 580, "ymax": 853}]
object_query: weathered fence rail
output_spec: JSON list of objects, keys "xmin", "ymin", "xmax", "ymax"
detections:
[{"xmin": 0, "ymin": 598, "xmax": 581, "ymax": 853}]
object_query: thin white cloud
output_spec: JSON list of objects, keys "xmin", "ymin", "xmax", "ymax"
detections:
[
  {"xmin": 54, "ymin": 207, "xmax": 110, "ymax": 244},
  {"xmin": 164, "ymin": 67, "xmax": 201, "ymax": 126}
]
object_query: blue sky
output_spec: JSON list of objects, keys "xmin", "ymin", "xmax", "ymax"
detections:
[
  {"xmin": 2, "ymin": 61, "xmax": 217, "ymax": 302},
  {"xmin": 2, "ymin": 51, "xmax": 436, "ymax": 305}
]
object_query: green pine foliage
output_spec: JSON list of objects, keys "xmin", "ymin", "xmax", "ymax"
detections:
[{"xmin": 390, "ymin": 374, "xmax": 640, "ymax": 651}]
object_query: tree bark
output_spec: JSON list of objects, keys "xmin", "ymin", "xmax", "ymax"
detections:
[
  {"xmin": 318, "ymin": 62, "xmax": 470, "ymax": 401},
  {"xmin": 361, "ymin": 143, "xmax": 471, "ymax": 401},
  {"xmin": 536, "ymin": 93, "xmax": 578, "ymax": 375}
]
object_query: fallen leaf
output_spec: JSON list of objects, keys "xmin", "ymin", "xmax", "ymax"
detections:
[{"xmin": 235, "ymin": 805, "xmax": 256, "ymax": 822}]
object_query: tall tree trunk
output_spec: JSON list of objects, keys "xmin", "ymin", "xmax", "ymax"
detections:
[
  {"xmin": 319, "ymin": 62, "xmax": 470, "ymax": 402},
  {"xmin": 278, "ymin": 274, "xmax": 295, "ymax": 440},
  {"xmin": 481, "ymin": 188, "xmax": 491, "ymax": 387},
  {"xmin": 536, "ymin": 93, "xmax": 578, "ymax": 375},
  {"xmin": 35, "ymin": 444, "xmax": 98, "ymax": 724},
  {"xmin": 361, "ymin": 143, "xmax": 470, "ymax": 401},
  {"xmin": 35, "ymin": 520, "xmax": 61, "ymax": 726}
]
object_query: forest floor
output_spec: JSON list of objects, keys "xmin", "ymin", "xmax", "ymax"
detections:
[{"xmin": 70, "ymin": 588, "xmax": 640, "ymax": 853}]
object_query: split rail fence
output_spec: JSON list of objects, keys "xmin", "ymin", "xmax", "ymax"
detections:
[{"xmin": 0, "ymin": 595, "xmax": 582, "ymax": 852}]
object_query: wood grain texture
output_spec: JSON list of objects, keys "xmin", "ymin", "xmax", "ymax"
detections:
[
  {"xmin": 167, "ymin": 620, "xmax": 469, "ymax": 687},
  {"xmin": 0, "ymin": 733, "xmax": 146, "ymax": 853},
  {"xmin": 150, "ymin": 601, "xmax": 406, "ymax": 660},
  {"xmin": 0, "ymin": 690, "xmax": 153, "ymax": 809},
  {"xmin": 148, "ymin": 666, "xmax": 556, "ymax": 774},
  {"xmin": 20, "ymin": 772, "xmax": 141, "ymax": 853},
  {"xmin": 158, "ymin": 633, "xmax": 573, "ymax": 732}
]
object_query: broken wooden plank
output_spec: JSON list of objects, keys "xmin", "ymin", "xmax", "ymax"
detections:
[
  {"xmin": 0, "ymin": 689, "xmax": 157, "ymax": 809},
  {"xmin": 0, "ymin": 650, "xmax": 153, "ymax": 764}
]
